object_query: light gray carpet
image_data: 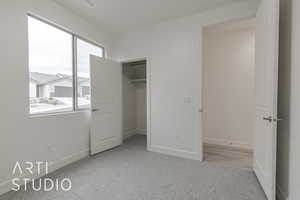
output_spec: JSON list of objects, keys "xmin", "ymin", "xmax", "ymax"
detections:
[{"xmin": 0, "ymin": 135, "xmax": 266, "ymax": 200}]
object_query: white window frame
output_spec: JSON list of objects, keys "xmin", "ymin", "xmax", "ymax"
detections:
[{"xmin": 28, "ymin": 14, "xmax": 105, "ymax": 115}]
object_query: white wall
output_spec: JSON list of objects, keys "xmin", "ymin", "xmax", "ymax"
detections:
[
  {"xmin": 122, "ymin": 76, "xmax": 137, "ymax": 137},
  {"xmin": 112, "ymin": 1, "xmax": 258, "ymax": 160},
  {"xmin": 202, "ymin": 22, "xmax": 255, "ymax": 150},
  {"xmin": 136, "ymin": 87, "xmax": 147, "ymax": 132},
  {"xmin": 277, "ymin": 0, "xmax": 300, "ymax": 200},
  {"xmin": 0, "ymin": 0, "xmax": 113, "ymax": 195}
]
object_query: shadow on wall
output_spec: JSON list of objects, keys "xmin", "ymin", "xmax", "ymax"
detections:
[{"xmin": 277, "ymin": 0, "xmax": 292, "ymax": 196}]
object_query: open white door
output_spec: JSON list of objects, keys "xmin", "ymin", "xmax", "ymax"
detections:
[
  {"xmin": 254, "ymin": 0, "xmax": 279, "ymax": 199},
  {"xmin": 90, "ymin": 56, "xmax": 122, "ymax": 155}
]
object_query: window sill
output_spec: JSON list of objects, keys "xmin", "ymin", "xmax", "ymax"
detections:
[{"xmin": 29, "ymin": 109, "xmax": 90, "ymax": 118}]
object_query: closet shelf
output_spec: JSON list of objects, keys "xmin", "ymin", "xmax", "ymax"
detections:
[{"xmin": 130, "ymin": 78, "xmax": 146, "ymax": 83}]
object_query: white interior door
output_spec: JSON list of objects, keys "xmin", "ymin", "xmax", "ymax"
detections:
[
  {"xmin": 254, "ymin": 0, "xmax": 279, "ymax": 199},
  {"xmin": 90, "ymin": 56, "xmax": 122, "ymax": 155}
]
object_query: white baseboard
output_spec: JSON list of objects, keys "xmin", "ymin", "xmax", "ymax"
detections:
[
  {"xmin": 276, "ymin": 184, "xmax": 288, "ymax": 200},
  {"xmin": 123, "ymin": 130, "xmax": 138, "ymax": 140},
  {"xmin": 0, "ymin": 149, "xmax": 89, "ymax": 196},
  {"xmin": 135, "ymin": 129, "xmax": 147, "ymax": 135},
  {"xmin": 0, "ymin": 179, "xmax": 13, "ymax": 195},
  {"xmin": 204, "ymin": 138, "xmax": 252, "ymax": 152},
  {"xmin": 123, "ymin": 129, "xmax": 147, "ymax": 140},
  {"xmin": 148, "ymin": 145, "xmax": 202, "ymax": 161},
  {"xmin": 50, "ymin": 149, "xmax": 89, "ymax": 172}
]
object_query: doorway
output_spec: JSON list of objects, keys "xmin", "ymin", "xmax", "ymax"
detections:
[
  {"xmin": 202, "ymin": 18, "xmax": 256, "ymax": 166},
  {"xmin": 122, "ymin": 59, "xmax": 148, "ymax": 147}
]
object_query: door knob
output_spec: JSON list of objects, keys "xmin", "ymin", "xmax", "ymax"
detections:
[
  {"xmin": 199, "ymin": 109, "xmax": 204, "ymax": 113},
  {"xmin": 263, "ymin": 116, "xmax": 283, "ymax": 122},
  {"xmin": 92, "ymin": 108, "xmax": 99, "ymax": 112},
  {"xmin": 263, "ymin": 116, "xmax": 273, "ymax": 122}
]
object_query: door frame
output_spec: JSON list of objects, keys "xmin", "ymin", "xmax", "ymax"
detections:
[
  {"xmin": 200, "ymin": 17, "xmax": 257, "ymax": 154},
  {"xmin": 200, "ymin": 14, "xmax": 278, "ymax": 200},
  {"xmin": 120, "ymin": 57, "xmax": 151, "ymax": 150}
]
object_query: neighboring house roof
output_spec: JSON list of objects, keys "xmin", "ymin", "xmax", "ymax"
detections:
[
  {"xmin": 30, "ymin": 72, "xmax": 89, "ymax": 85},
  {"xmin": 30, "ymin": 72, "xmax": 61, "ymax": 85},
  {"xmin": 78, "ymin": 77, "xmax": 90, "ymax": 84}
]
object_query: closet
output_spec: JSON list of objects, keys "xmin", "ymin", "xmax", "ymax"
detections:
[{"xmin": 122, "ymin": 60, "xmax": 147, "ymax": 141}]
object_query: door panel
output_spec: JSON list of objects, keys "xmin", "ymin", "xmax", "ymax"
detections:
[
  {"xmin": 90, "ymin": 56, "xmax": 122, "ymax": 155},
  {"xmin": 254, "ymin": 0, "xmax": 279, "ymax": 199}
]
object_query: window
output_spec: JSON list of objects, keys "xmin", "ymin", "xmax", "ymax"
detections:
[
  {"xmin": 28, "ymin": 15, "xmax": 104, "ymax": 115},
  {"xmin": 76, "ymin": 38, "xmax": 103, "ymax": 109},
  {"xmin": 28, "ymin": 16, "xmax": 73, "ymax": 114}
]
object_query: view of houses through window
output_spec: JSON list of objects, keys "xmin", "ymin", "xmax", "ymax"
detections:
[{"xmin": 28, "ymin": 15, "xmax": 104, "ymax": 114}]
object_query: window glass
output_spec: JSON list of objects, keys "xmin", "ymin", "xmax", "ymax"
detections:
[
  {"xmin": 28, "ymin": 16, "xmax": 73, "ymax": 114},
  {"xmin": 77, "ymin": 38, "xmax": 104, "ymax": 109}
]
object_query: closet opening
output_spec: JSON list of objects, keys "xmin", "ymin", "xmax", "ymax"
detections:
[
  {"xmin": 122, "ymin": 59, "xmax": 148, "ymax": 147},
  {"xmin": 202, "ymin": 18, "xmax": 256, "ymax": 167}
]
